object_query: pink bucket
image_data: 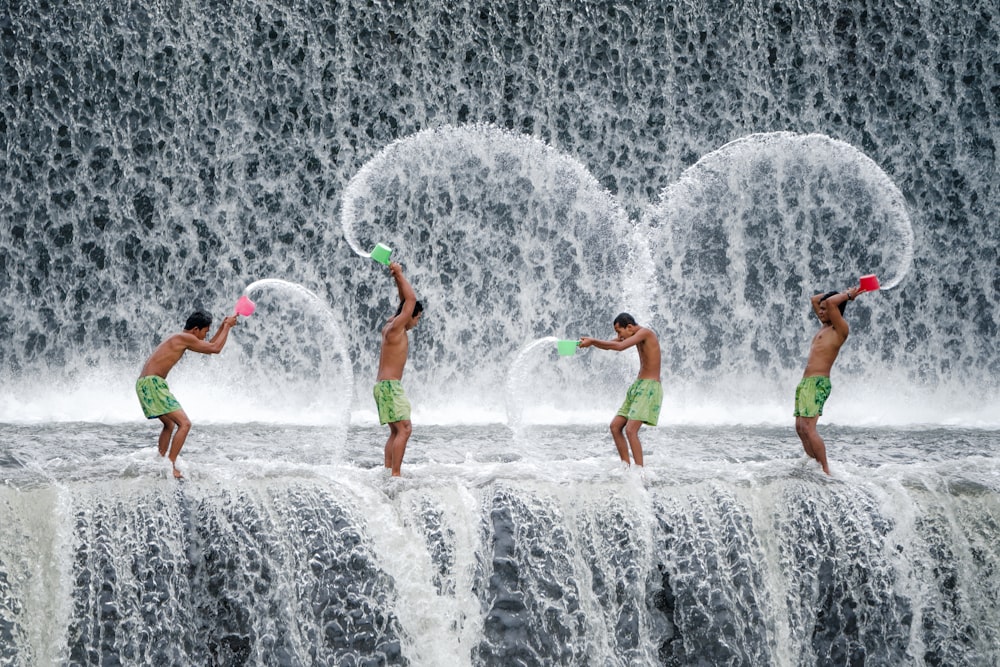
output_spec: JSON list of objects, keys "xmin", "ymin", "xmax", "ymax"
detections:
[{"xmin": 235, "ymin": 295, "xmax": 256, "ymax": 316}]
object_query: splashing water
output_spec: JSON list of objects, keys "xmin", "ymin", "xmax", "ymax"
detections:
[
  {"xmin": 338, "ymin": 124, "xmax": 640, "ymax": 416},
  {"xmin": 1, "ymin": 2, "xmax": 999, "ymax": 664},
  {"xmin": 639, "ymin": 132, "xmax": 916, "ymax": 404},
  {"xmin": 219, "ymin": 278, "xmax": 354, "ymax": 428},
  {"xmin": 505, "ymin": 336, "xmax": 639, "ymax": 432}
]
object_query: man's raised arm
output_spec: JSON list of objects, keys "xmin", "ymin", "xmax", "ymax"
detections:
[{"xmin": 390, "ymin": 262, "xmax": 417, "ymax": 318}]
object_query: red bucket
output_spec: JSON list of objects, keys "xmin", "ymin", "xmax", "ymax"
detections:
[{"xmin": 859, "ymin": 275, "xmax": 880, "ymax": 293}]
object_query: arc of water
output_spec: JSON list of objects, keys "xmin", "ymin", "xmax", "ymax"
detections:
[
  {"xmin": 243, "ymin": 278, "xmax": 355, "ymax": 422},
  {"xmin": 504, "ymin": 336, "xmax": 560, "ymax": 430},
  {"xmin": 335, "ymin": 123, "xmax": 635, "ymax": 416},
  {"xmin": 672, "ymin": 132, "xmax": 914, "ymax": 290}
]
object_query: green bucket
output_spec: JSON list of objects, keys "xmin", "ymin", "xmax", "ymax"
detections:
[
  {"xmin": 557, "ymin": 340, "xmax": 580, "ymax": 356},
  {"xmin": 370, "ymin": 243, "xmax": 392, "ymax": 265}
]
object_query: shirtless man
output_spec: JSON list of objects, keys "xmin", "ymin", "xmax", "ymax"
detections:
[
  {"xmin": 580, "ymin": 313, "xmax": 662, "ymax": 467},
  {"xmin": 794, "ymin": 286, "xmax": 861, "ymax": 475},
  {"xmin": 136, "ymin": 311, "xmax": 238, "ymax": 479},
  {"xmin": 374, "ymin": 262, "xmax": 423, "ymax": 477}
]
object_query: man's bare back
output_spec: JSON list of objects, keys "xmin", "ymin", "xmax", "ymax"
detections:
[
  {"xmin": 630, "ymin": 328, "xmax": 662, "ymax": 381},
  {"xmin": 141, "ymin": 334, "xmax": 202, "ymax": 378},
  {"xmin": 140, "ymin": 316, "xmax": 237, "ymax": 379}
]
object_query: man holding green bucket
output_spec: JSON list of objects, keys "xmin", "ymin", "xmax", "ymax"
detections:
[
  {"xmin": 374, "ymin": 262, "xmax": 423, "ymax": 477},
  {"xmin": 580, "ymin": 313, "xmax": 662, "ymax": 468}
]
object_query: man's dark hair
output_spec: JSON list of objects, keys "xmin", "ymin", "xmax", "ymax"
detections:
[
  {"xmin": 819, "ymin": 292, "xmax": 847, "ymax": 315},
  {"xmin": 613, "ymin": 312, "xmax": 637, "ymax": 328},
  {"xmin": 185, "ymin": 310, "xmax": 213, "ymax": 330},
  {"xmin": 395, "ymin": 300, "xmax": 424, "ymax": 318}
]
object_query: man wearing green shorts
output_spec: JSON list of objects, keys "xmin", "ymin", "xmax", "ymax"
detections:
[
  {"xmin": 376, "ymin": 262, "xmax": 423, "ymax": 476},
  {"xmin": 618, "ymin": 378, "xmax": 663, "ymax": 427},
  {"xmin": 580, "ymin": 313, "xmax": 662, "ymax": 468},
  {"xmin": 373, "ymin": 380, "xmax": 411, "ymax": 426},
  {"xmin": 793, "ymin": 376, "xmax": 832, "ymax": 419},
  {"xmin": 136, "ymin": 310, "xmax": 238, "ymax": 479},
  {"xmin": 795, "ymin": 285, "xmax": 862, "ymax": 475},
  {"xmin": 136, "ymin": 375, "xmax": 183, "ymax": 420}
]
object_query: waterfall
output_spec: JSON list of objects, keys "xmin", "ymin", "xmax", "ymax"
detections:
[
  {"xmin": 1, "ymin": 0, "xmax": 996, "ymax": 422},
  {"xmin": 2, "ymin": 470, "xmax": 998, "ymax": 664},
  {"xmin": 1, "ymin": 0, "xmax": 998, "ymax": 664}
]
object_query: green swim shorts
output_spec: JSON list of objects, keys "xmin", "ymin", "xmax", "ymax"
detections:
[
  {"xmin": 793, "ymin": 376, "xmax": 832, "ymax": 418},
  {"xmin": 135, "ymin": 375, "xmax": 182, "ymax": 419},
  {"xmin": 373, "ymin": 380, "xmax": 411, "ymax": 425},
  {"xmin": 617, "ymin": 379, "xmax": 663, "ymax": 426}
]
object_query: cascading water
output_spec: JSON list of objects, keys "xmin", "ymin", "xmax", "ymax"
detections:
[{"xmin": 1, "ymin": 0, "xmax": 998, "ymax": 665}]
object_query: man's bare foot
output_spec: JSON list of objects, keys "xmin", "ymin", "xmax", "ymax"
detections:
[{"xmin": 172, "ymin": 467, "xmax": 184, "ymax": 480}]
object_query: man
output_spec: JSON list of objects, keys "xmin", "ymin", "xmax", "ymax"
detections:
[
  {"xmin": 136, "ymin": 310, "xmax": 238, "ymax": 479},
  {"xmin": 579, "ymin": 313, "xmax": 662, "ymax": 468},
  {"xmin": 794, "ymin": 285, "xmax": 862, "ymax": 475},
  {"xmin": 374, "ymin": 262, "xmax": 423, "ymax": 477}
]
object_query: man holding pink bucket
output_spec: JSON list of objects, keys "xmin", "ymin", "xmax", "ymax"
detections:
[{"xmin": 136, "ymin": 310, "xmax": 239, "ymax": 479}]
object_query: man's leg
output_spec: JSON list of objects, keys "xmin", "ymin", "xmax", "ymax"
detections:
[
  {"xmin": 610, "ymin": 415, "xmax": 631, "ymax": 464},
  {"xmin": 384, "ymin": 423, "xmax": 396, "ymax": 469},
  {"xmin": 388, "ymin": 419, "xmax": 412, "ymax": 476},
  {"xmin": 159, "ymin": 410, "xmax": 191, "ymax": 479},
  {"xmin": 624, "ymin": 419, "xmax": 645, "ymax": 467},
  {"xmin": 795, "ymin": 416, "xmax": 829, "ymax": 474},
  {"xmin": 795, "ymin": 416, "xmax": 815, "ymax": 458},
  {"xmin": 156, "ymin": 417, "xmax": 174, "ymax": 457}
]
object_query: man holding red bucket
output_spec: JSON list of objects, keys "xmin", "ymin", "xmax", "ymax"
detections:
[{"xmin": 794, "ymin": 276, "xmax": 877, "ymax": 474}]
